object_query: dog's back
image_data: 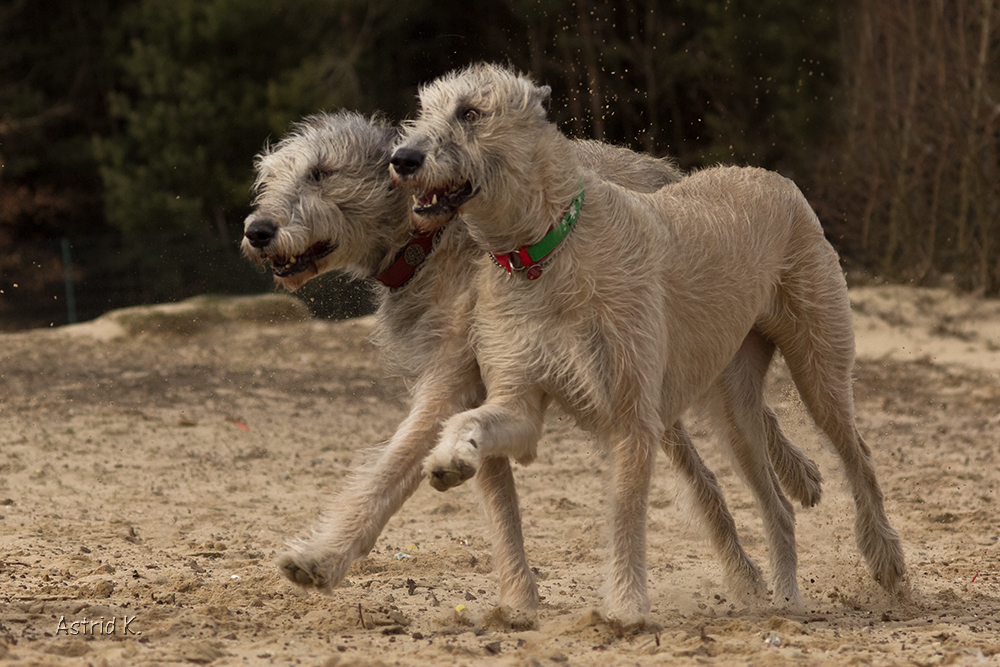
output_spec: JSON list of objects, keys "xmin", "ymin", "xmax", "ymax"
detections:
[{"xmin": 573, "ymin": 140, "xmax": 681, "ymax": 193}]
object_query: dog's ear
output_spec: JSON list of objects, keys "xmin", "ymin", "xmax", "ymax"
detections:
[{"xmin": 535, "ymin": 84, "xmax": 552, "ymax": 117}]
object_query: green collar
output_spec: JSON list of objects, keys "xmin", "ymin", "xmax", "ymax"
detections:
[{"xmin": 491, "ymin": 188, "xmax": 584, "ymax": 280}]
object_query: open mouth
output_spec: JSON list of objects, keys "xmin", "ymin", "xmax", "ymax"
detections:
[
  {"xmin": 269, "ymin": 241, "xmax": 335, "ymax": 277},
  {"xmin": 411, "ymin": 181, "xmax": 477, "ymax": 218}
]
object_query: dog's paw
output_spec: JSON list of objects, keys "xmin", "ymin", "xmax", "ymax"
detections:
[
  {"xmin": 770, "ymin": 585, "xmax": 805, "ymax": 612},
  {"xmin": 856, "ymin": 515, "xmax": 906, "ymax": 593},
  {"xmin": 867, "ymin": 532, "xmax": 907, "ymax": 593},
  {"xmin": 277, "ymin": 551, "xmax": 328, "ymax": 589},
  {"xmin": 607, "ymin": 613, "xmax": 663, "ymax": 635},
  {"xmin": 424, "ymin": 422, "xmax": 483, "ymax": 491},
  {"xmin": 276, "ymin": 545, "xmax": 356, "ymax": 592},
  {"xmin": 427, "ymin": 460, "xmax": 477, "ymax": 491},
  {"xmin": 602, "ymin": 589, "xmax": 654, "ymax": 633}
]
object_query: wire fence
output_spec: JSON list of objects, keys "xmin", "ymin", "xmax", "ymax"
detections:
[{"xmin": 0, "ymin": 232, "xmax": 375, "ymax": 332}]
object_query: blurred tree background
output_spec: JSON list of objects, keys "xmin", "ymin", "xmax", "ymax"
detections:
[{"xmin": 1, "ymin": 0, "xmax": 997, "ymax": 329}]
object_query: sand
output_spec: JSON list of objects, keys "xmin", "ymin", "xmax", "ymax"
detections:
[{"xmin": 0, "ymin": 284, "xmax": 998, "ymax": 666}]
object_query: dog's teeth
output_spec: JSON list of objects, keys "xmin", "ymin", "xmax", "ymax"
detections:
[
  {"xmin": 432, "ymin": 194, "xmax": 438, "ymax": 205},
  {"xmin": 413, "ymin": 195, "xmax": 419, "ymax": 205},
  {"xmin": 289, "ymin": 256, "xmax": 297, "ymax": 264}
]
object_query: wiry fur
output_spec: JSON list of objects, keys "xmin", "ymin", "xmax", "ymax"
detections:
[
  {"xmin": 391, "ymin": 63, "xmax": 905, "ymax": 625},
  {"xmin": 242, "ymin": 110, "xmax": 825, "ymax": 619},
  {"xmin": 244, "ymin": 113, "xmax": 408, "ymax": 291}
]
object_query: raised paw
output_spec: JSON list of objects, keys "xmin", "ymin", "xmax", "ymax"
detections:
[
  {"xmin": 423, "ymin": 423, "xmax": 483, "ymax": 491},
  {"xmin": 427, "ymin": 460, "xmax": 477, "ymax": 491},
  {"xmin": 789, "ymin": 456, "xmax": 824, "ymax": 509}
]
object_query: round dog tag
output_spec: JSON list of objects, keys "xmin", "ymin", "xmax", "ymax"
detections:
[{"xmin": 404, "ymin": 243, "xmax": 426, "ymax": 266}]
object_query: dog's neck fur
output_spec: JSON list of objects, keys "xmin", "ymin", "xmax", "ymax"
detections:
[
  {"xmin": 353, "ymin": 181, "xmax": 422, "ymax": 282},
  {"xmin": 373, "ymin": 219, "xmax": 480, "ymax": 380},
  {"xmin": 466, "ymin": 124, "xmax": 580, "ymax": 254}
]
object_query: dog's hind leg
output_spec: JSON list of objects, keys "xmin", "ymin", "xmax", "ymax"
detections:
[
  {"xmin": 763, "ymin": 403, "xmax": 823, "ymax": 508},
  {"xmin": 476, "ymin": 456, "xmax": 539, "ymax": 618},
  {"xmin": 706, "ymin": 331, "xmax": 803, "ymax": 608},
  {"xmin": 766, "ymin": 243, "xmax": 905, "ymax": 592},
  {"xmin": 781, "ymin": 341, "xmax": 904, "ymax": 590},
  {"xmin": 662, "ymin": 423, "xmax": 768, "ymax": 600},
  {"xmin": 741, "ymin": 330, "xmax": 824, "ymax": 508}
]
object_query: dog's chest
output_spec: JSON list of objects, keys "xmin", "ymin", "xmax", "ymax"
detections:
[{"xmin": 476, "ymin": 284, "xmax": 623, "ymax": 418}]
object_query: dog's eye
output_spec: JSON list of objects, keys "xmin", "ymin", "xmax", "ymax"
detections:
[{"xmin": 461, "ymin": 108, "xmax": 481, "ymax": 122}]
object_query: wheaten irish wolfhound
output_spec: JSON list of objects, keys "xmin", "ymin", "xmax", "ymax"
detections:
[
  {"xmin": 243, "ymin": 111, "xmax": 822, "ymax": 617},
  {"xmin": 390, "ymin": 63, "xmax": 905, "ymax": 624}
]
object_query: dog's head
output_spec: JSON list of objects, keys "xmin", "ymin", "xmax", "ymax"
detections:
[
  {"xmin": 389, "ymin": 63, "xmax": 560, "ymax": 240},
  {"xmin": 243, "ymin": 112, "xmax": 411, "ymax": 291}
]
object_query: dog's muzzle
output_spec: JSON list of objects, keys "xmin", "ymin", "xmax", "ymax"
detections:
[
  {"xmin": 245, "ymin": 218, "xmax": 277, "ymax": 249},
  {"xmin": 389, "ymin": 147, "xmax": 425, "ymax": 177},
  {"xmin": 390, "ymin": 145, "xmax": 477, "ymax": 232},
  {"xmin": 243, "ymin": 214, "xmax": 336, "ymax": 280}
]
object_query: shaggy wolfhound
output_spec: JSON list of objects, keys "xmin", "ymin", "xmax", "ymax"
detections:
[
  {"xmin": 389, "ymin": 63, "xmax": 905, "ymax": 624},
  {"xmin": 243, "ymin": 111, "xmax": 823, "ymax": 616}
]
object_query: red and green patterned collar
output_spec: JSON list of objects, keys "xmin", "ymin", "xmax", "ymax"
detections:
[{"xmin": 491, "ymin": 188, "xmax": 584, "ymax": 281}]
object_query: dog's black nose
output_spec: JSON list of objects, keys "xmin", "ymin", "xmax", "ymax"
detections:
[
  {"xmin": 390, "ymin": 148, "xmax": 425, "ymax": 176},
  {"xmin": 245, "ymin": 218, "xmax": 277, "ymax": 249}
]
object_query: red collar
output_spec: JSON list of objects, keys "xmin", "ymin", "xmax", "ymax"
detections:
[{"xmin": 375, "ymin": 229, "xmax": 440, "ymax": 289}]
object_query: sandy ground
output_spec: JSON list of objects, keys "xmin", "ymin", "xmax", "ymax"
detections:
[{"xmin": 0, "ymin": 284, "xmax": 998, "ymax": 666}]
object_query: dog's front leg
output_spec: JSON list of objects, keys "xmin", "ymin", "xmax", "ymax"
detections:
[
  {"xmin": 278, "ymin": 372, "xmax": 482, "ymax": 592},
  {"xmin": 603, "ymin": 430, "xmax": 658, "ymax": 627},
  {"xmin": 476, "ymin": 455, "xmax": 539, "ymax": 618},
  {"xmin": 424, "ymin": 386, "xmax": 547, "ymax": 491}
]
